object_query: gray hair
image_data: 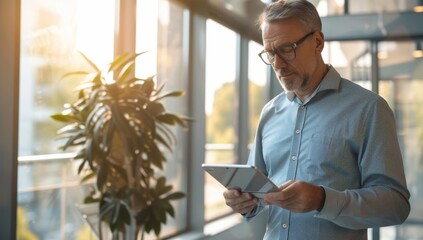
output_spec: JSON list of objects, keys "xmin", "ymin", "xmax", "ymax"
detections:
[{"xmin": 258, "ymin": 0, "xmax": 322, "ymax": 32}]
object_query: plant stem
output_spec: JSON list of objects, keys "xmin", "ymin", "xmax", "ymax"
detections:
[
  {"xmin": 99, "ymin": 219, "xmax": 103, "ymax": 240},
  {"xmin": 140, "ymin": 225, "xmax": 145, "ymax": 240}
]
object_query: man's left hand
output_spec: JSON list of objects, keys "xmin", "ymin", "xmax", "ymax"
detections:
[{"xmin": 263, "ymin": 180, "xmax": 325, "ymax": 213}]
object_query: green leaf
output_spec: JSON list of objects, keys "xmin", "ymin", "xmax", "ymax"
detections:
[
  {"xmin": 136, "ymin": 207, "xmax": 151, "ymax": 226},
  {"xmin": 153, "ymin": 82, "xmax": 166, "ymax": 96},
  {"xmin": 99, "ymin": 199, "xmax": 115, "ymax": 220},
  {"xmin": 79, "ymin": 51, "xmax": 101, "ymax": 73},
  {"xmin": 92, "ymin": 74, "xmax": 103, "ymax": 86},
  {"xmin": 156, "ymin": 124, "xmax": 176, "ymax": 146},
  {"xmin": 154, "ymin": 218, "xmax": 162, "ymax": 236},
  {"xmin": 154, "ymin": 90, "xmax": 185, "ymax": 101},
  {"xmin": 62, "ymin": 70, "xmax": 91, "ymax": 79},
  {"xmin": 111, "ymin": 201, "xmax": 121, "ymax": 227},
  {"xmin": 156, "ymin": 177, "xmax": 165, "ymax": 188},
  {"xmin": 165, "ymin": 192, "xmax": 186, "ymax": 200},
  {"xmin": 156, "ymin": 113, "xmax": 176, "ymax": 125},
  {"xmin": 144, "ymin": 102, "xmax": 165, "ymax": 117},
  {"xmin": 108, "ymin": 160, "xmax": 128, "ymax": 183},
  {"xmin": 103, "ymin": 121, "xmax": 115, "ymax": 154},
  {"xmin": 77, "ymin": 158, "xmax": 87, "ymax": 174},
  {"xmin": 96, "ymin": 161, "xmax": 109, "ymax": 190},
  {"xmin": 83, "ymin": 195, "xmax": 99, "ymax": 204},
  {"xmin": 163, "ymin": 201, "xmax": 175, "ymax": 217},
  {"xmin": 81, "ymin": 171, "xmax": 96, "ymax": 183},
  {"xmin": 119, "ymin": 202, "xmax": 131, "ymax": 225},
  {"xmin": 92, "ymin": 118, "xmax": 106, "ymax": 149},
  {"xmin": 148, "ymin": 143, "xmax": 165, "ymax": 169},
  {"xmin": 62, "ymin": 132, "xmax": 85, "ymax": 151},
  {"xmin": 116, "ymin": 62, "xmax": 134, "ymax": 84},
  {"xmin": 140, "ymin": 78, "xmax": 155, "ymax": 97},
  {"xmin": 51, "ymin": 114, "xmax": 80, "ymax": 123},
  {"xmin": 109, "ymin": 52, "xmax": 145, "ymax": 75},
  {"xmin": 74, "ymin": 81, "xmax": 96, "ymax": 91},
  {"xmin": 155, "ymin": 178, "xmax": 173, "ymax": 196},
  {"xmin": 85, "ymin": 103, "xmax": 107, "ymax": 131},
  {"xmin": 155, "ymin": 133, "xmax": 172, "ymax": 151},
  {"xmin": 110, "ymin": 103, "xmax": 138, "ymax": 140},
  {"xmin": 84, "ymin": 139, "xmax": 95, "ymax": 170},
  {"xmin": 107, "ymin": 52, "xmax": 129, "ymax": 73},
  {"xmin": 56, "ymin": 124, "xmax": 83, "ymax": 135}
]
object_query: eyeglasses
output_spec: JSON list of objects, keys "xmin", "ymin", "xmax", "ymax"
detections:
[{"xmin": 258, "ymin": 32, "xmax": 314, "ymax": 65}]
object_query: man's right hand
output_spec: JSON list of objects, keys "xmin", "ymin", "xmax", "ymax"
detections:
[{"xmin": 223, "ymin": 189, "xmax": 258, "ymax": 215}]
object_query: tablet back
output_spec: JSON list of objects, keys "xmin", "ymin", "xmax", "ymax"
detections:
[{"xmin": 202, "ymin": 164, "xmax": 278, "ymax": 198}]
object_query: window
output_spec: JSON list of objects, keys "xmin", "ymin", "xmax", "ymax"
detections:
[
  {"xmin": 248, "ymin": 41, "xmax": 269, "ymax": 144},
  {"xmin": 322, "ymin": 41, "xmax": 371, "ymax": 89},
  {"xmin": 136, "ymin": 0, "xmax": 189, "ymax": 237},
  {"xmin": 204, "ymin": 19, "xmax": 238, "ymax": 221},
  {"xmin": 14, "ymin": 0, "xmax": 268, "ymax": 238},
  {"xmin": 322, "ymin": 38, "xmax": 423, "ymax": 239},
  {"xmin": 18, "ymin": 0, "xmax": 115, "ymax": 239},
  {"xmin": 378, "ymin": 40, "xmax": 423, "ymax": 239}
]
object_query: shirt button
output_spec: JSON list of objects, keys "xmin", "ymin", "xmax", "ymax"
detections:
[
  {"xmin": 291, "ymin": 156, "xmax": 297, "ymax": 161},
  {"xmin": 282, "ymin": 223, "xmax": 288, "ymax": 229},
  {"xmin": 295, "ymin": 129, "xmax": 300, "ymax": 134},
  {"xmin": 300, "ymin": 105, "xmax": 305, "ymax": 109}
]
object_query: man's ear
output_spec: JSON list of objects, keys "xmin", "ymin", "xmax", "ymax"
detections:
[{"xmin": 315, "ymin": 31, "xmax": 325, "ymax": 53}]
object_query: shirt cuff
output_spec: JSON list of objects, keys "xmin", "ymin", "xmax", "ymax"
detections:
[
  {"xmin": 315, "ymin": 186, "xmax": 346, "ymax": 220},
  {"xmin": 243, "ymin": 198, "xmax": 265, "ymax": 221}
]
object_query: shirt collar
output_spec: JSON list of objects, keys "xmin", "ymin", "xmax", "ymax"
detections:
[
  {"xmin": 289, "ymin": 64, "xmax": 340, "ymax": 102},
  {"xmin": 276, "ymin": 65, "xmax": 341, "ymax": 111},
  {"xmin": 317, "ymin": 64, "xmax": 341, "ymax": 93}
]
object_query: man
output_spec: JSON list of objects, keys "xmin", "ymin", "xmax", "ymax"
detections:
[{"xmin": 223, "ymin": 0, "xmax": 410, "ymax": 239}]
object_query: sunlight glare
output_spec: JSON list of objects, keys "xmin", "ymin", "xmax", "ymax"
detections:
[
  {"xmin": 136, "ymin": 0, "xmax": 158, "ymax": 79},
  {"xmin": 75, "ymin": 0, "xmax": 115, "ymax": 68}
]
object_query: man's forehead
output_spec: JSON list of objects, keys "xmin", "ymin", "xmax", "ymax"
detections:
[
  {"xmin": 262, "ymin": 19, "xmax": 305, "ymax": 44},
  {"xmin": 262, "ymin": 18, "xmax": 305, "ymax": 35}
]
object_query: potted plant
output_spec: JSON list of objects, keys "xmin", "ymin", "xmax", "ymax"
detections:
[{"xmin": 51, "ymin": 52, "xmax": 190, "ymax": 239}]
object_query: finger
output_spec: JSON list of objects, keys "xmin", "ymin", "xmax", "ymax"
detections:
[
  {"xmin": 225, "ymin": 192, "xmax": 253, "ymax": 207},
  {"xmin": 232, "ymin": 197, "xmax": 258, "ymax": 214},
  {"xmin": 279, "ymin": 179, "xmax": 295, "ymax": 190},
  {"xmin": 223, "ymin": 189, "xmax": 241, "ymax": 199},
  {"xmin": 264, "ymin": 181, "xmax": 297, "ymax": 205}
]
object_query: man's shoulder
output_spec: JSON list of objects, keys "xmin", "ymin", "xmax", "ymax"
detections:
[{"xmin": 339, "ymin": 78, "xmax": 380, "ymax": 101}]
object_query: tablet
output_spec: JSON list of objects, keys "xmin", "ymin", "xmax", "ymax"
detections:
[{"xmin": 202, "ymin": 163, "xmax": 278, "ymax": 198}]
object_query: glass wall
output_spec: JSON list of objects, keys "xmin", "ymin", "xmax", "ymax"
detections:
[
  {"xmin": 248, "ymin": 41, "xmax": 269, "ymax": 144},
  {"xmin": 322, "ymin": 40, "xmax": 372, "ymax": 89},
  {"xmin": 322, "ymin": 38, "xmax": 423, "ymax": 239},
  {"xmin": 378, "ymin": 40, "xmax": 423, "ymax": 240},
  {"xmin": 18, "ymin": 0, "xmax": 115, "ymax": 239},
  {"xmin": 204, "ymin": 19, "xmax": 238, "ymax": 221},
  {"xmin": 16, "ymin": 0, "xmax": 267, "ymax": 238},
  {"xmin": 19, "ymin": 0, "xmax": 115, "ymax": 156},
  {"xmin": 136, "ymin": 0, "xmax": 189, "ymax": 237},
  {"xmin": 15, "ymin": 0, "xmax": 423, "ymax": 239}
]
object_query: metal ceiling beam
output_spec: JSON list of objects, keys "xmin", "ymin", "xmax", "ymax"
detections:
[{"xmin": 322, "ymin": 11, "xmax": 423, "ymax": 41}]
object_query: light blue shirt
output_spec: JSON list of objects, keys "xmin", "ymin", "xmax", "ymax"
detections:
[{"xmin": 245, "ymin": 66, "xmax": 410, "ymax": 240}]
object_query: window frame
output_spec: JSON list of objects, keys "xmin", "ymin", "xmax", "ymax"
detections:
[{"xmin": 0, "ymin": 0, "xmax": 20, "ymax": 239}]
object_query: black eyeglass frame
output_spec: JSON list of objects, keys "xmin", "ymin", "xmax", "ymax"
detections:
[{"xmin": 258, "ymin": 31, "xmax": 315, "ymax": 65}]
